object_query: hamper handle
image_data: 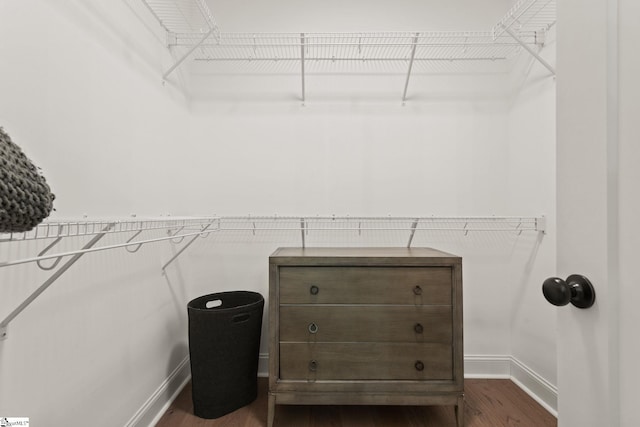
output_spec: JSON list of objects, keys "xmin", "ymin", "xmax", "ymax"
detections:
[
  {"xmin": 205, "ymin": 299, "xmax": 223, "ymax": 308},
  {"xmin": 232, "ymin": 313, "xmax": 251, "ymax": 323}
]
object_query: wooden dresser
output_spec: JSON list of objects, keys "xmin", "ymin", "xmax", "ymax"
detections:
[{"xmin": 268, "ymin": 247, "xmax": 464, "ymax": 427}]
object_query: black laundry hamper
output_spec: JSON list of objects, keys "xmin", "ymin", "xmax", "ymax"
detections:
[{"xmin": 187, "ymin": 291, "xmax": 264, "ymax": 419}]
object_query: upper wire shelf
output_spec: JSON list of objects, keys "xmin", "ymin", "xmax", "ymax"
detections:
[
  {"xmin": 141, "ymin": 0, "xmax": 217, "ymax": 34},
  {"xmin": 493, "ymin": 0, "xmax": 557, "ymax": 39},
  {"xmin": 178, "ymin": 31, "xmax": 531, "ymax": 63},
  {"xmin": 140, "ymin": 0, "xmax": 556, "ymax": 101},
  {"xmin": 144, "ymin": 0, "xmax": 555, "ymax": 68}
]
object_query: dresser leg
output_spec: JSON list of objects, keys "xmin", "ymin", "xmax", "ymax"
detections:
[
  {"xmin": 267, "ymin": 393, "xmax": 276, "ymax": 427},
  {"xmin": 455, "ymin": 395, "xmax": 465, "ymax": 427}
]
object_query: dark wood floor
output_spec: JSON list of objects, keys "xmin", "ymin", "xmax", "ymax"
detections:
[{"xmin": 156, "ymin": 378, "xmax": 556, "ymax": 427}]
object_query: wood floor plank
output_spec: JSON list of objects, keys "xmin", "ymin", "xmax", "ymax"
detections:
[
  {"xmin": 155, "ymin": 378, "xmax": 556, "ymax": 427},
  {"xmin": 339, "ymin": 405, "xmax": 375, "ymax": 427}
]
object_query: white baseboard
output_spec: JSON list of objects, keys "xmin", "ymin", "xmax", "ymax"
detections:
[
  {"xmin": 510, "ymin": 357, "xmax": 558, "ymax": 416},
  {"xmin": 464, "ymin": 354, "xmax": 512, "ymax": 378},
  {"xmin": 125, "ymin": 356, "xmax": 192, "ymax": 427},
  {"xmin": 129, "ymin": 354, "xmax": 268, "ymax": 427},
  {"xmin": 135, "ymin": 353, "xmax": 556, "ymax": 425},
  {"xmin": 464, "ymin": 354, "xmax": 557, "ymax": 416}
]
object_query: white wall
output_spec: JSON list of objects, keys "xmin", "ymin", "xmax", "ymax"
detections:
[
  {"xmin": 0, "ymin": 0, "xmax": 190, "ymax": 216},
  {"xmin": 208, "ymin": 0, "xmax": 510, "ymax": 33},
  {"xmin": 0, "ymin": 1, "xmax": 194, "ymax": 426},
  {"xmin": 506, "ymin": 30, "xmax": 557, "ymax": 402},
  {"xmin": 0, "ymin": 0, "xmax": 557, "ymax": 425}
]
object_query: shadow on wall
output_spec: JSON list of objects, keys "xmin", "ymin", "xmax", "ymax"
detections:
[
  {"xmin": 166, "ymin": 342, "xmax": 191, "ymax": 412},
  {"xmin": 163, "ymin": 264, "xmax": 189, "ymax": 319},
  {"xmin": 511, "ymin": 230, "xmax": 545, "ymax": 316},
  {"xmin": 162, "ymin": 233, "xmax": 196, "ymax": 319},
  {"xmin": 49, "ymin": 0, "xmax": 189, "ymax": 98}
]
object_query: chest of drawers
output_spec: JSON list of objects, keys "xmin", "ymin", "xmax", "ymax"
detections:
[{"xmin": 268, "ymin": 247, "xmax": 464, "ymax": 426}]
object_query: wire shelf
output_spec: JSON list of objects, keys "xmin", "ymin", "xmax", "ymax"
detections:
[
  {"xmin": 141, "ymin": 0, "xmax": 217, "ymax": 34},
  {"xmin": 493, "ymin": 0, "xmax": 556, "ymax": 39},
  {"xmin": 0, "ymin": 214, "xmax": 543, "ymax": 337},
  {"xmin": 0, "ymin": 217, "xmax": 217, "ymax": 243},
  {"xmin": 0, "ymin": 215, "xmax": 544, "ymax": 245},
  {"xmin": 204, "ymin": 215, "xmax": 545, "ymax": 249},
  {"xmin": 146, "ymin": 0, "xmax": 555, "ymax": 66},
  {"xmin": 215, "ymin": 215, "xmax": 543, "ymax": 233},
  {"xmin": 175, "ymin": 31, "xmax": 534, "ymax": 63},
  {"xmin": 140, "ymin": 0, "xmax": 556, "ymax": 98}
]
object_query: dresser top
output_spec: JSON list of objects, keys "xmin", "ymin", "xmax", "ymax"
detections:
[{"xmin": 270, "ymin": 247, "xmax": 461, "ymax": 265}]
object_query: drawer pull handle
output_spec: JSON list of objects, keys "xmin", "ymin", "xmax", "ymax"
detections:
[
  {"xmin": 310, "ymin": 285, "xmax": 320, "ymax": 295},
  {"xmin": 414, "ymin": 323, "xmax": 424, "ymax": 334},
  {"xmin": 415, "ymin": 360, "xmax": 425, "ymax": 371},
  {"xmin": 413, "ymin": 285, "xmax": 423, "ymax": 295},
  {"xmin": 309, "ymin": 360, "xmax": 318, "ymax": 372},
  {"xmin": 308, "ymin": 322, "xmax": 319, "ymax": 334}
]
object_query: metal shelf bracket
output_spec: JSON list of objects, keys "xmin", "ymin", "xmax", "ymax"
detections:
[
  {"xmin": 124, "ymin": 230, "xmax": 145, "ymax": 253},
  {"xmin": 163, "ymin": 25, "xmax": 219, "ymax": 81},
  {"xmin": 501, "ymin": 25, "xmax": 555, "ymax": 75},
  {"xmin": 537, "ymin": 216, "xmax": 547, "ymax": 234},
  {"xmin": 161, "ymin": 220, "xmax": 215, "ymax": 272},
  {"xmin": 0, "ymin": 223, "xmax": 115, "ymax": 340},
  {"xmin": 407, "ymin": 218, "xmax": 419, "ymax": 248},
  {"xmin": 402, "ymin": 33, "xmax": 420, "ymax": 105},
  {"xmin": 300, "ymin": 33, "xmax": 306, "ymax": 104},
  {"xmin": 36, "ymin": 233, "xmax": 66, "ymax": 271}
]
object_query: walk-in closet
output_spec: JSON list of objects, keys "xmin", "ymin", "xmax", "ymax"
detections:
[{"xmin": 1, "ymin": 0, "xmax": 638, "ymax": 426}]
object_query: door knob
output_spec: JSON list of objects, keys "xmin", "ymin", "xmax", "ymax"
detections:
[{"xmin": 542, "ymin": 274, "xmax": 596, "ymax": 309}]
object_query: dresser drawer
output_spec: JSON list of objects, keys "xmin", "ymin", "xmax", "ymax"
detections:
[
  {"xmin": 279, "ymin": 305, "xmax": 452, "ymax": 343},
  {"xmin": 279, "ymin": 266, "xmax": 452, "ymax": 304},
  {"xmin": 279, "ymin": 342, "xmax": 453, "ymax": 380}
]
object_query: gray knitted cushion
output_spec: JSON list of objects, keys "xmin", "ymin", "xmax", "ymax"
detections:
[{"xmin": 0, "ymin": 127, "xmax": 55, "ymax": 233}]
